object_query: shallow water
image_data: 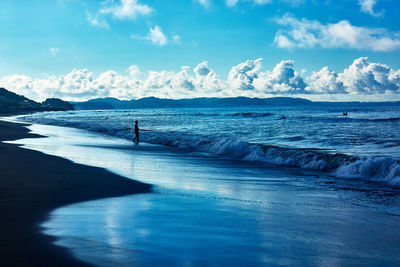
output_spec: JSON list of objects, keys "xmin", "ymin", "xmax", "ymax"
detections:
[
  {"xmin": 17, "ymin": 104, "xmax": 400, "ymax": 186},
  {"xmin": 9, "ymin": 123, "xmax": 400, "ymax": 266}
]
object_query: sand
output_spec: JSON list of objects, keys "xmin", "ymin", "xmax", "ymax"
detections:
[
  {"xmin": 15, "ymin": 122, "xmax": 400, "ymax": 266},
  {"xmin": 3, "ymin": 120, "xmax": 400, "ymax": 266},
  {"xmin": 0, "ymin": 120, "xmax": 152, "ymax": 266}
]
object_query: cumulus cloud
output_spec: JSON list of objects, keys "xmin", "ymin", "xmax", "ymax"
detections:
[
  {"xmin": 142, "ymin": 67, "xmax": 195, "ymax": 98},
  {"xmin": 225, "ymin": 59, "xmax": 307, "ymax": 95},
  {"xmin": 228, "ymin": 58, "xmax": 263, "ymax": 91},
  {"xmin": 358, "ymin": 0, "xmax": 383, "ymax": 17},
  {"xmin": 132, "ymin": 25, "xmax": 168, "ymax": 46},
  {"xmin": 253, "ymin": 60, "xmax": 307, "ymax": 94},
  {"xmin": 194, "ymin": 61, "xmax": 226, "ymax": 95},
  {"xmin": 0, "ymin": 75, "xmax": 39, "ymax": 100},
  {"xmin": 305, "ymin": 67, "xmax": 345, "ymax": 94},
  {"xmin": 338, "ymin": 57, "xmax": 400, "ymax": 94},
  {"xmin": 1, "ymin": 57, "xmax": 399, "ymax": 101},
  {"xmin": 100, "ymin": 0, "xmax": 153, "ymax": 20},
  {"xmin": 274, "ymin": 14, "xmax": 400, "ymax": 52}
]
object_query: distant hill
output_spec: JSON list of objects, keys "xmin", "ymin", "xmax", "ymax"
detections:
[
  {"xmin": 72, "ymin": 96, "xmax": 313, "ymax": 110},
  {"xmin": 0, "ymin": 88, "xmax": 42, "ymax": 114},
  {"xmin": 42, "ymin": 98, "xmax": 74, "ymax": 110},
  {"xmin": 72, "ymin": 97, "xmax": 125, "ymax": 110},
  {"xmin": 0, "ymin": 88, "xmax": 74, "ymax": 115}
]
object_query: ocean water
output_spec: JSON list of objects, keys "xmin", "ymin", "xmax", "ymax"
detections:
[
  {"xmin": 9, "ymin": 103, "xmax": 400, "ymax": 265},
  {"xmin": 18, "ymin": 103, "xmax": 400, "ymax": 186}
]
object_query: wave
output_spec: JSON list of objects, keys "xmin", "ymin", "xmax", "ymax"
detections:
[
  {"xmin": 18, "ymin": 114, "xmax": 400, "ymax": 187},
  {"xmin": 136, "ymin": 130, "xmax": 400, "ymax": 186}
]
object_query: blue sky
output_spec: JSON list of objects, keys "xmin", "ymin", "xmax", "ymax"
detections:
[{"xmin": 1, "ymin": 0, "xmax": 400, "ymax": 101}]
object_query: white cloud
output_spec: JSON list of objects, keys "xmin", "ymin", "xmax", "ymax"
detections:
[
  {"xmin": 49, "ymin": 47, "xmax": 59, "ymax": 57},
  {"xmin": 127, "ymin": 65, "xmax": 143, "ymax": 78},
  {"xmin": 358, "ymin": 0, "xmax": 383, "ymax": 17},
  {"xmin": 274, "ymin": 35, "xmax": 294, "ymax": 48},
  {"xmin": 274, "ymin": 14, "xmax": 400, "ymax": 52},
  {"xmin": 86, "ymin": 11, "xmax": 109, "ymax": 28},
  {"xmin": 148, "ymin": 26, "xmax": 168, "ymax": 46},
  {"xmin": 100, "ymin": 0, "xmax": 153, "ymax": 20},
  {"xmin": 0, "ymin": 75, "xmax": 38, "ymax": 100},
  {"xmin": 305, "ymin": 67, "xmax": 345, "ymax": 94},
  {"xmin": 389, "ymin": 70, "xmax": 400, "ymax": 87},
  {"xmin": 194, "ymin": 61, "xmax": 212, "ymax": 76},
  {"xmin": 86, "ymin": 0, "xmax": 152, "ymax": 29},
  {"xmin": 226, "ymin": 59, "xmax": 307, "ymax": 95},
  {"xmin": 1, "ymin": 58, "xmax": 399, "ymax": 101},
  {"xmin": 338, "ymin": 57, "xmax": 400, "ymax": 94},
  {"xmin": 132, "ymin": 25, "xmax": 168, "ymax": 46},
  {"xmin": 253, "ymin": 60, "xmax": 307, "ymax": 94},
  {"xmin": 142, "ymin": 67, "xmax": 196, "ymax": 98},
  {"xmin": 228, "ymin": 58, "xmax": 263, "ymax": 91},
  {"xmin": 194, "ymin": 61, "xmax": 226, "ymax": 95}
]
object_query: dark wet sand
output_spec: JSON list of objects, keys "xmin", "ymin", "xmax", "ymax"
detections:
[{"xmin": 0, "ymin": 120, "xmax": 152, "ymax": 266}]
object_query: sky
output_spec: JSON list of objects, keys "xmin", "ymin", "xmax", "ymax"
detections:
[{"xmin": 0, "ymin": 0, "xmax": 400, "ymax": 101}]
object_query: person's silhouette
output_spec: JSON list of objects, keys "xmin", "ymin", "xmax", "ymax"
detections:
[{"xmin": 133, "ymin": 120, "xmax": 139, "ymax": 144}]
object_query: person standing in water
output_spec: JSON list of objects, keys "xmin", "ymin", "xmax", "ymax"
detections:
[{"xmin": 133, "ymin": 120, "xmax": 139, "ymax": 144}]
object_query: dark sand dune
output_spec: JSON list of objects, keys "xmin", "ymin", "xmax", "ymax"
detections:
[{"xmin": 0, "ymin": 120, "xmax": 152, "ymax": 266}]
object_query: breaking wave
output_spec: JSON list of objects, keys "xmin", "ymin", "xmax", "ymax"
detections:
[{"xmin": 18, "ymin": 114, "xmax": 400, "ymax": 187}]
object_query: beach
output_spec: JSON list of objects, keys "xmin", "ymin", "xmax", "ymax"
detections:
[
  {"xmin": 0, "ymin": 120, "xmax": 151, "ymax": 266},
  {"xmin": 2, "ymin": 117, "xmax": 400, "ymax": 266},
  {"xmin": 2, "ymin": 0, "xmax": 400, "ymax": 265}
]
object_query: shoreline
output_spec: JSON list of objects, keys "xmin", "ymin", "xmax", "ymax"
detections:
[
  {"xmin": 0, "ymin": 120, "xmax": 152, "ymax": 266},
  {"xmin": 2, "ymin": 117, "xmax": 400, "ymax": 265}
]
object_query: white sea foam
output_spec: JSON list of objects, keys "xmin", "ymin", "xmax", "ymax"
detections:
[
  {"xmin": 334, "ymin": 157, "xmax": 400, "ymax": 185},
  {"xmin": 17, "ymin": 110, "xmax": 400, "ymax": 187}
]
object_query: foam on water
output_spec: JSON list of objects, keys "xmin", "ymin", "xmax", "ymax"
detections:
[
  {"xmin": 16, "ymin": 104, "xmax": 400, "ymax": 186},
  {"xmin": 9, "ymin": 105, "xmax": 400, "ymax": 267}
]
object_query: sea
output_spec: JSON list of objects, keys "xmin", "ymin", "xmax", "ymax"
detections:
[
  {"xmin": 18, "ymin": 102, "xmax": 400, "ymax": 186},
  {"xmin": 12, "ymin": 102, "xmax": 400, "ymax": 266}
]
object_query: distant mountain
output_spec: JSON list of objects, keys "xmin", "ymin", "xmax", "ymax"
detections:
[
  {"xmin": 0, "ymin": 88, "xmax": 42, "ymax": 114},
  {"xmin": 0, "ymin": 88, "xmax": 74, "ymax": 115},
  {"xmin": 72, "ymin": 96, "xmax": 313, "ymax": 110}
]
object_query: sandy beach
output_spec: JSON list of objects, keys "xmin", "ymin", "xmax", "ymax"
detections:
[
  {"xmin": 0, "ymin": 120, "xmax": 151, "ymax": 266},
  {"xmin": 2, "ymin": 0, "xmax": 400, "ymax": 264},
  {"xmin": 2, "ymin": 120, "xmax": 398, "ymax": 266}
]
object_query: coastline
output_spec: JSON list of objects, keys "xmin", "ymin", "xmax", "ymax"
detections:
[
  {"xmin": 1, "ymin": 116, "xmax": 400, "ymax": 265},
  {"xmin": 0, "ymin": 120, "xmax": 152, "ymax": 266}
]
